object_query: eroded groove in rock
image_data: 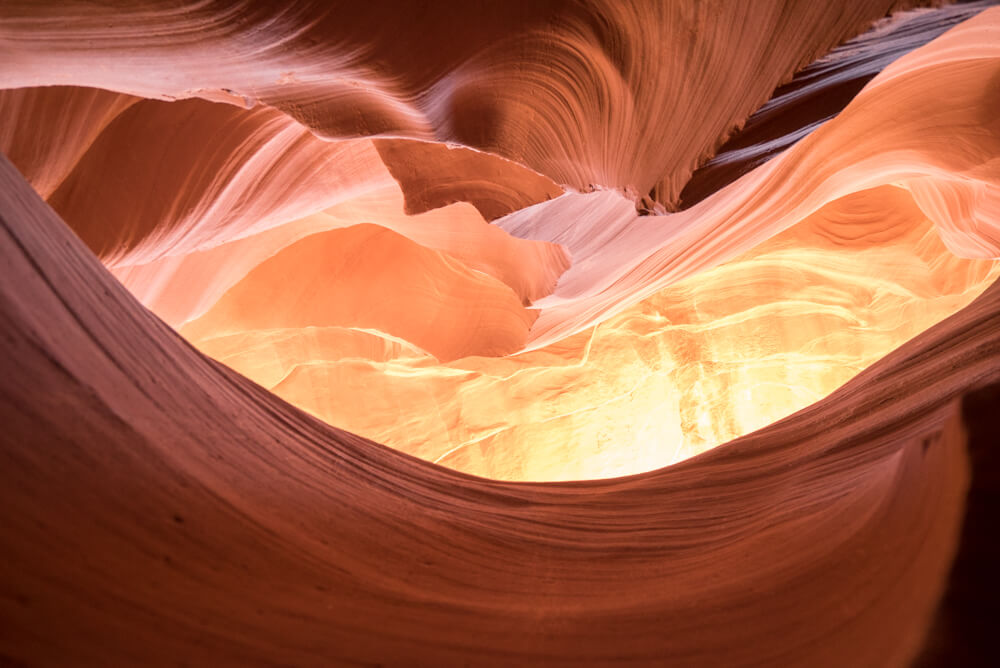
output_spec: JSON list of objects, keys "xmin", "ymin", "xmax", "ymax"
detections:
[
  {"xmin": 677, "ymin": 0, "xmax": 999, "ymax": 210},
  {"xmin": 0, "ymin": 86, "xmax": 141, "ymax": 199}
]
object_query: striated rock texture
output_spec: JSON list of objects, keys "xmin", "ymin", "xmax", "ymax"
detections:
[
  {"xmin": 1, "ymin": 148, "xmax": 998, "ymax": 665},
  {"xmin": 0, "ymin": 0, "xmax": 932, "ymax": 204},
  {"xmin": 1, "ymin": 0, "xmax": 1000, "ymax": 664},
  {"xmin": 1, "ymin": 2, "xmax": 998, "ymax": 480},
  {"xmin": 677, "ymin": 0, "xmax": 998, "ymax": 209}
]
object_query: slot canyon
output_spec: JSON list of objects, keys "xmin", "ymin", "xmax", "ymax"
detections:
[{"xmin": 1, "ymin": 0, "xmax": 999, "ymax": 664}]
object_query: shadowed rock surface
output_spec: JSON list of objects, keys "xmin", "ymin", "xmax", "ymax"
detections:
[
  {"xmin": 1, "ymin": 1, "xmax": 1000, "ymax": 664},
  {"xmin": 1, "ymin": 150, "xmax": 999, "ymax": 664},
  {"xmin": 677, "ymin": 0, "xmax": 999, "ymax": 210}
]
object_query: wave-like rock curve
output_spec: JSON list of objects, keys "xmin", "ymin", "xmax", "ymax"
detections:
[
  {"xmin": 1, "ymin": 144, "xmax": 998, "ymax": 664},
  {"xmin": 2, "ymin": 1, "xmax": 1000, "ymax": 663}
]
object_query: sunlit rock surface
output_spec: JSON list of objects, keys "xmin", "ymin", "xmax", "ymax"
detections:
[{"xmin": 1, "ymin": 0, "xmax": 999, "ymax": 664}]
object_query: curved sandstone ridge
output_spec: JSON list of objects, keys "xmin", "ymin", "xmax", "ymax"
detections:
[
  {"xmin": 678, "ymin": 0, "xmax": 998, "ymax": 209},
  {"xmin": 373, "ymin": 138, "xmax": 564, "ymax": 222},
  {"xmin": 0, "ymin": 150, "xmax": 997, "ymax": 665},
  {"xmin": 0, "ymin": 5, "xmax": 998, "ymax": 481},
  {"xmin": 1, "ymin": 0, "xmax": 928, "ymax": 204},
  {"xmin": 179, "ymin": 223, "xmax": 540, "ymax": 362},
  {"xmin": 2, "ymin": 2, "xmax": 1000, "ymax": 662},
  {"xmin": 182, "ymin": 185, "xmax": 997, "ymax": 480},
  {"xmin": 516, "ymin": 8, "xmax": 1000, "ymax": 348}
]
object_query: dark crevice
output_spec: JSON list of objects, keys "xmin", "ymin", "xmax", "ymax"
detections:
[
  {"xmin": 913, "ymin": 381, "xmax": 1000, "ymax": 667},
  {"xmin": 672, "ymin": 0, "xmax": 996, "ymax": 212}
]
